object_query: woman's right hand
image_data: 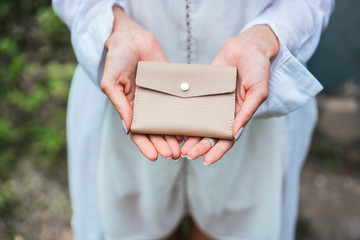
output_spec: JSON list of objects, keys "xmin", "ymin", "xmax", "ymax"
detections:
[{"xmin": 100, "ymin": 5, "xmax": 181, "ymax": 161}]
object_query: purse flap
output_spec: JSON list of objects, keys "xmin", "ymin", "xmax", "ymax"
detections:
[{"xmin": 135, "ymin": 61, "xmax": 237, "ymax": 98}]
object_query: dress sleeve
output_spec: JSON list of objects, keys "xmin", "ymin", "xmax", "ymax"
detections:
[
  {"xmin": 52, "ymin": 0, "xmax": 125, "ymax": 86},
  {"xmin": 242, "ymin": 0, "xmax": 335, "ymax": 118}
]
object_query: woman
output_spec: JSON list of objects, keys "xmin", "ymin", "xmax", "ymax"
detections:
[{"xmin": 53, "ymin": 0, "xmax": 334, "ymax": 239}]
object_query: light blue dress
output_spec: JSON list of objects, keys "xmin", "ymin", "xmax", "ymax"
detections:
[{"xmin": 53, "ymin": 0, "xmax": 335, "ymax": 239}]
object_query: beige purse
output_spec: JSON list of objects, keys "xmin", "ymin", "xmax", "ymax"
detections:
[{"xmin": 130, "ymin": 61, "xmax": 237, "ymax": 140}]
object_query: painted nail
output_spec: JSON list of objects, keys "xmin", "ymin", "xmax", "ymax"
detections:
[
  {"xmin": 235, "ymin": 127, "xmax": 244, "ymax": 142},
  {"xmin": 121, "ymin": 120, "xmax": 128, "ymax": 134},
  {"xmin": 203, "ymin": 161, "xmax": 211, "ymax": 166}
]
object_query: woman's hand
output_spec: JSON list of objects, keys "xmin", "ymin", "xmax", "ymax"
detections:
[
  {"xmin": 181, "ymin": 25, "xmax": 280, "ymax": 165},
  {"xmin": 101, "ymin": 5, "xmax": 181, "ymax": 161}
]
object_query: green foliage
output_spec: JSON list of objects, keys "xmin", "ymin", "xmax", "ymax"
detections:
[
  {"xmin": 0, "ymin": 0, "xmax": 76, "ymax": 227},
  {"xmin": 0, "ymin": 38, "xmax": 19, "ymax": 56},
  {"xmin": 309, "ymin": 136, "xmax": 343, "ymax": 170},
  {"xmin": 37, "ymin": 7, "xmax": 66, "ymax": 37},
  {"xmin": 0, "ymin": 2, "xmax": 13, "ymax": 23},
  {"xmin": 0, "ymin": 180, "xmax": 19, "ymax": 216},
  {"xmin": 27, "ymin": 122, "xmax": 66, "ymax": 157},
  {"xmin": 38, "ymin": 126, "xmax": 65, "ymax": 155},
  {"xmin": 0, "ymin": 119, "xmax": 20, "ymax": 180},
  {"xmin": 0, "ymin": 120, "xmax": 20, "ymax": 144},
  {"xmin": 0, "ymin": 38, "xmax": 24, "ymax": 94},
  {"xmin": 46, "ymin": 61, "xmax": 76, "ymax": 98},
  {"xmin": 0, "ymin": 149, "xmax": 15, "ymax": 180},
  {"xmin": 35, "ymin": 7, "xmax": 74, "ymax": 62},
  {"xmin": 8, "ymin": 88, "xmax": 46, "ymax": 112}
]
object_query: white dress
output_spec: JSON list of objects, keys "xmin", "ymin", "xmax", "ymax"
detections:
[{"xmin": 52, "ymin": 0, "xmax": 334, "ymax": 239}]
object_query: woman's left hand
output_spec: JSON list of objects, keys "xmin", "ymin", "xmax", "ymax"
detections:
[{"xmin": 180, "ymin": 25, "xmax": 280, "ymax": 165}]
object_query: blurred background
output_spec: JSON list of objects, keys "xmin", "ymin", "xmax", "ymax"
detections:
[{"xmin": 0, "ymin": 1, "xmax": 359, "ymax": 240}]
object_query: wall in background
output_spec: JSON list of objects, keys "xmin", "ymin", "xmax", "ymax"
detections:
[{"xmin": 308, "ymin": 0, "xmax": 360, "ymax": 92}]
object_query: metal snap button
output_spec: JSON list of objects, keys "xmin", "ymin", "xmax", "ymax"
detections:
[{"xmin": 180, "ymin": 82, "xmax": 189, "ymax": 92}]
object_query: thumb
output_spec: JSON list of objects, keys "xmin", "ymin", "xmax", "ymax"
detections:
[
  {"xmin": 210, "ymin": 50, "xmax": 231, "ymax": 67},
  {"xmin": 101, "ymin": 73, "xmax": 133, "ymax": 134},
  {"xmin": 232, "ymin": 86, "xmax": 268, "ymax": 141}
]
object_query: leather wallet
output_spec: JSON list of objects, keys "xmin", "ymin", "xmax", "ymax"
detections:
[{"xmin": 130, "ymin": 61, "xmax": 237, "ymax": 140}]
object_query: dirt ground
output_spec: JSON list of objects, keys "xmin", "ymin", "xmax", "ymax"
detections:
[
  {"xmin": 298, "ymin": 164, "xmax": 360, "ymax": 240},
  {"xmin": 298, "ymin": 82, "xmax": 360, "ymax": 240}
]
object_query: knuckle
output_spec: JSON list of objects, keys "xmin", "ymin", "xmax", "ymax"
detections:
[
  {"xmin": 261, "ymin": 88, "xmax": 268, "ymax": 101},
  {"xmin": 217, "ymin": 142, "xmax": 231, "ymax": 154},
  {"xmin": 104, "ymin": 33, "xmax": 119, "ymax": 51},
  {"xmin": 143, "ymin": 32, "xmax": 158, "ymax": 45},
  {"xmin": 100, "ymin": 79, "xmax": 110, "ymax": 93},
  {"xmin": 223, "ymin": 38, "xmax": 237, "ymax": 51},
  {"xmin": 138, "ymin": 32, "xmax": 161, "ymax": 53}
]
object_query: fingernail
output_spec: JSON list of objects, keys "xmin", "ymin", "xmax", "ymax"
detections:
[
  {"xmin": 187, "ymin": 157, "xmax": 195, "ymax": 160},
  {"xmin": 174, "ymin": 158, "xmax": 180, "ymax": 162},
  {"xmin": 181, "ymin": 154, "xmax": 187, "ymax": 158},
  {"xmin": 164, "ymin": 157, "xmax": 172, "ymax": 160},
  {"xmin": 235, "ymin": 127, "xmax": 244, "ymax": 142},
  {"xmin": 121, "ymin": 120, "xmax": 128, "ymax": 134},
  {"xmin": 203, "ymin": 161, "xmax": 211, "ymax": 166}
]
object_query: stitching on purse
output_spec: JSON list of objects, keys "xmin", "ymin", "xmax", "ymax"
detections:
[
  {"xmin": 132, "ymin": 86, "xmax": 140, "ymax": 128},
  {"xmin": 150, "ymin": 102, "xmax": 218, "ymax": 110},
  {"xmin": 230, "ymin": 91, "xmax": 235, "ymax": 137}
]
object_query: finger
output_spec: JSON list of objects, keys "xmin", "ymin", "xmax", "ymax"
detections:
[
  {"xmin": 203, "ymin": 140, "xmax": 234, "ymax": 165},
  {"xmin": 210, "ymin": 43, "xmax": 234, "ymax": 67},
  {"xmin": 102, "ymin": 84, "xmax": 133, "ymax": 133},
  {"xmin": 142, "ymin": 49, "xmax": 167, "ymax": 62},
  {"xmin": 129, "ymin": 133, "xmax": 158, "ymax": 161},
  {"xmin": 175, "ymin": 136, "xmax": 184, "ymax": 142},
  {"xmin": 149, "ymin": 135, "xmax": 172, "ymax": 159},
  {"xmin": 187, "ymin": 138, "xmax": 215, "ymax": 160},
  {"xmin": 164, "ymin": 135, "xmax": 181, "ymax": 160},
  {"xmin": 100, "ymin": 47, "xmax": 139, "ymax": 132},
  {"xmin": 211, "ymin": 53, "xmax": 230, "ymax": 67},
  {"xmin": 180, "ymin": 137, "xmax": 201, "ymax": 157},
  {"xmin": 233, "ymin": 83, "xmax": 267, "ymax": 140}
]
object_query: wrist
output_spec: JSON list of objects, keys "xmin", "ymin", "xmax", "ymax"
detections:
[
  {"xmin": 254, "ymin": 25, "xmax": 280, "ymax": 60},
  {"xmin": 106, "ymin": 5, "xmax": 145, "ymax": 51},
  {"xmin": 105, "ymin": 5, "xmax": 124, "ymax": 50},
  {"xmin": 111, "ymin": 5, "xmax": 127, "ymax": 32}
]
